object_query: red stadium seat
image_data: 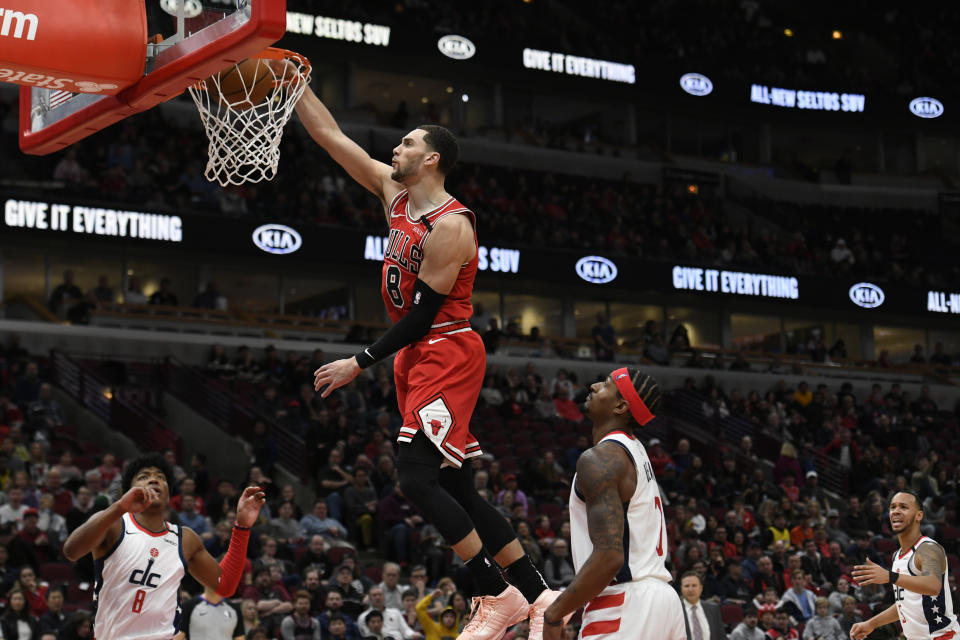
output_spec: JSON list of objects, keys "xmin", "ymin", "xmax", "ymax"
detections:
[
  {"xmin": 721, "ymin": 604, "xmax": 743, "ymax": 627},
  {"xmin": 67, "ymin": 583, "xmax": 92, "ymax": 605},
  {"xmin": 38, "ymin": 562, "xmax": 74, "ymax": 584},
  {"xmin": 857, "ymin": 604, "xmax": 873, "ymax": 620},
  {"xmin": 875, "ymin": 539, "xmax": 898, "ymax": 554},
  {"xmin": 364, "ymin": 565, "xmax": 382, "ymax": 583},
  {"xmin": 326, "ymin": 547, "xmax": 356, "ymax": 567}
]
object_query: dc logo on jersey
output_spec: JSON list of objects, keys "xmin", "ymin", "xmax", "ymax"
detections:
[
  {"xmin": 150, "ymin": 548, "xmax": 159, "ymax": 558},
  {"xmin": 129, "ymin": 558, "xmax": 162, "ymax": 588}
]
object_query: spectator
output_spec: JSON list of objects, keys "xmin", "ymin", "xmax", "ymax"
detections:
[
  {"xmin": 96, "ymin": 452, "xmax": 121, "ymax": 487},
  {"xmin": 149, "ymin": 277, "xmax": 179, "ymax": 306},
  {"xmin": 378, "ymin": 484, "xmax": 424, "ymax": 564},
  {"xmin": 909, "ymin": 344, "xmax": 926, "ymax": 364},
  {"xmin": 16, "ymin": 565, "xmax": 48, "ymax": 616},
  {"xmin": 89, "ymin": 275, "xmax": 115, "ymax": 305},
  {"xmin": 66, "ymin": 486, "xmax": 102, "ymax": 533},
  {"xmin": 377, "ymin": 562, "xmax": 409, "ymax": 612},
  {"xmin": 123, "ymin": 276, "xmax": 148, "ymax": 305},
  {"xmin": 281, "ymin": 591, "xmax": 321, "ymax": 640},
  {"xmin": 830, "ymin": 239, "xmax": 854, "ymax": 266},
  {"xmin": 720, "ymin": 560, "xmax": 752, "ymax": 606},
  {"xmin": 591, "ymin": 312, "xmax": 616, "ymax": 361},
  {"xmin": 300, "ymin": 500, "xmax": 353, "ymax": 550},
  {"xmin": 680, "ymin": 571, "xmax": 725, "ymax": 640},
  {"xmin": 344, "ymin": 467, "xmax": 377, "ymax": 550},
  {"xmin": 0, "ymin": 487, "xmax": 28, "ymax": 527},
  {"xmin": 27, "ymin": 383, "xmax": 65, "ymax": 436},
  {"xmin": 177, "ymin": 494, "xmax": 213, "ymax": 541},
  {"xmin": 766, "ymin": 608, "xmax": 800, "ymax": 639},
  {"xmin": 358, "ymin": 586, "xmax": 418, "ymax": 640},
  {"xmin": 268, "ymin": 500, "xmax": 302, "ymax": 548},
  {"xmin": 1, "ymin": 589, "xmax": 40, "ymax": 640},
  {"xmin": 415, "ymin": 590, "xmax": 458, "ymax": 640},
  {"xmin": 835, "ymin": 596, "xmax": 863, "ymax": 637},
  {"xmin": 729, "ymin": 607, "xmax": 764, "ymax": 640},
  {"xmin": 318, "ymin": 591, "xmax": 361, "ymax": 640},
  {"xmin": 14, "ymin": 362, "xmax": 42, "ymax": 408},
  {"xmin": 50, "ymin": 450, "xmax": 82, "ymax": 485},
  {"xmin": 38, "ymin": 587, "xmax": 68, "ymax": 637},
  {"xmin": 318, "ymin": 448, "xmax": 352, "ymax": 522},
  {"xmin": 800, "ymin": 597, "xmax": 842, "ymax": 640},
  {"xmin": 482, "ymin": 318, "xmax": 501, "ymax": 354},
  {"xmin": 778, "ymin": 570, "xmax": 816, "ymax": 623},
  {"xmin": 647, "ymin": 439, "xmax": 675, "ymax": 476},
  {"xmin": 329, "ymin": 564, "xmax": 366, "ymax": 620},
  {"xmin": 542, "ymin": 538, "xmax": 575, "ymax": 589},
  {"xmin": 469, "ymin": 303, "xmax": 493, "ymax": 333},
  {"xmin": 17, "ymin": 507, "xmax": 56, "ymax": 563},
  {"xmin": 551, "ymin": 386, "xmax": 583, "ymax": 422},
  {"xmin": 241, "ymin": 566, "xmax": 293, "ymax": 631},
  {"xmin": 48, "ymin": 271, "xmax": 83, "ymax": 315}
]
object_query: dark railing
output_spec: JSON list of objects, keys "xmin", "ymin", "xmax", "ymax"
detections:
[
  {"xmin": 50, "ymin": 351, "xmax": 182, "ymax": 457},
  {"xmin": 160, "ymin": 358, "xmax": 306, "ymax": 481},
  {"xmin": 669, "ymin": 389, "xmax": 845, "ymax": 495}
]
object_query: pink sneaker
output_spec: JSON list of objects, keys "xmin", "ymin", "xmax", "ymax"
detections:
[
  {"xmin": 458, "ymin": 585, "xmax": 530, "ymax": 640},
  {"xmin": 527, "ymin": 589, "xmax": 574, "ymax": 640}
]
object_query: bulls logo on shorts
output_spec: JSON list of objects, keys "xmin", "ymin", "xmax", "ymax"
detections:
[{"xmin": 417, "ymin": 397, "xmax": 454, "ymax": 446}]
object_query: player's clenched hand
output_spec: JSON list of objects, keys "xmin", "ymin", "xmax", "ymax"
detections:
[
  {"xmin": 314, "ymin": 357, "xmax": 361, "ymax": 398},
  {"xmin": 851, "ymin": 558, "xmax": 890, "ymax": 585},
  {"xmin": 119, "ymin": 486, "xmax": 159, "ymax": 514},
  {"xmin": 849, "ymin": 621, "xmax": 873, "ymax": 639},
  {"xmin": 235, "ymin": 486, "xmax": 266, "ymax": 528}
]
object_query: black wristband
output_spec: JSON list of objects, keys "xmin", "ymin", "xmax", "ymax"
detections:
[
  {"xmin": 889, "ymin": 570, "xmax": 899, "ymax": 584},
  {"xmin": 233, "ymin": 523, "xmax": 251, "ymax": 531},
  {"xmin": 353, "ymin": 278, "xmax": 446, "ymax": 369}
]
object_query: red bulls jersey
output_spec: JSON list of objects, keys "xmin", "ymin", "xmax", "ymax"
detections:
[{"xmin": 381, "ymin": 190, "xmax": 477, "ymax": 327}]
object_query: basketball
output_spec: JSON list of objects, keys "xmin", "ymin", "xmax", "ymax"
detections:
[{"xmin": 209, "ymin": 58, "xmax": 274, "ymax": 110}]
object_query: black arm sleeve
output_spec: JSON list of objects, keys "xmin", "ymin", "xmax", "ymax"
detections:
[
  {"xmin": 179, "ymin": 597, "xmax": 198, "ymax": 639},
  {"xmin": 355, "ymin": 278, "xmax": 447, "ymax": 368}
]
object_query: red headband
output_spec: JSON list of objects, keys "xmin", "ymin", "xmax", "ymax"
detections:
[{"xmin": 611, "ymin": 367, "xmax": 655, "ymax": 426}]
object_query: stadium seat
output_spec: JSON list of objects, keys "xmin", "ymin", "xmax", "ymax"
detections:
[
  {"xmin": 857, "ymin": 604, "xmax": 873, "ymax": 620},
  {"xmin": 39, "ymin": 562, "xmax": 74, "ymax": 583},
  {"xmin": 721, "ymin": 604, "xmax": 743, "ymax": 627},
  {"xmin": 364, "ymin": 565, "xmax": 382, "ymax": 583},
  {"xmin": 875, "ymin": 539, "xmax": 898, "ymax": 554},
  {"xmin": 67, "ymin": 582, "xmax": 92, "ymax": 604},
  {"xmin": 326, "ymin": 547, "xmax": 356, "ymax": 567}
]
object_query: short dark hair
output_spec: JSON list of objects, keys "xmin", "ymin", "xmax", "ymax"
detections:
[
  {"xmin": 417, "ymin": 124, "xmax": 459, "ymax": 175},
  {"xmin": 890, "ymin": 489, "xmax": 923, "ymax": 510},
  {"xmin": 121, "ymin": 453, "xmax": 176, "ymax": 494},
  {"xmin": 680, "ymin": 571, "xmax": 702, "ymax": 584},
  {"xmin": 615, "ymin": 369, "xmax": 662, "ymax": 425},
  {"xmin": 328, "ymin": 613, "xmax": 345, "ymax": 624},
  {"xmin": 365, "ymin": 610, "xmax": 383, "ymax": 622}
]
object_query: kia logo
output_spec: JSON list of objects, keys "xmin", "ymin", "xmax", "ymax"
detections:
[
  {"xmin": 849, "ymin": 282, "xmax": 885, "ymax": 309},
  {"xmin": 575, "ymin": 256, "xmax": 618, "ymax": 284},
  {"xmin": 680, "ymin": 73, "xmax": 713, "ymax": 96},
  {"xmin": 437, "ymin": 35, "xmax": 476, "ymax": 60},
  {"xmin": 909, "ymin": 97, "xmax": 944, "ymax": 119},
  {"xmin": 252, "ymin": 224, "xmax": 302, "ymax": 255}
]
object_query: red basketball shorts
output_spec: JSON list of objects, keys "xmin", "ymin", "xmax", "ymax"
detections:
[{"xmin": 394, "ymin": 328, "xmax": 485, "ymax": 468}]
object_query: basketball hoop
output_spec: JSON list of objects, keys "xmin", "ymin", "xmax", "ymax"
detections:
[{"xmin": 188, "ymin": 48, "xmax": 311, "ymax": 186}]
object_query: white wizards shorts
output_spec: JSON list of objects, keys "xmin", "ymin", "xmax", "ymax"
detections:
[{"xmin": 579, "ymin": 578, "xmax": 686, "ymax": 640}]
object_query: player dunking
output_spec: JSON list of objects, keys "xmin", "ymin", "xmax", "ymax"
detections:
[
  {"xmin": 282, "ymin": 72, "xmax": 559, "ymax": 639},
  {"xmin": 541, "ymin": 368, "xmax": 686, "ymax": 640},
  {"xmin": 850, "ymin": 490, "xmax": 959, "ymax": 640},
  {"xmin": 63, "ymin": 453, "xmax": 264, "ymax": 640}
]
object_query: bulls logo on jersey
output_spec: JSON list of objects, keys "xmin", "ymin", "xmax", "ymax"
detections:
[
  {"xmin": 384, "ymin": 228, "xmax": 424, "ymax": 274},
  {"xmin": 429, "ymin": 419, "xmax": 443, "ymax": 436}
]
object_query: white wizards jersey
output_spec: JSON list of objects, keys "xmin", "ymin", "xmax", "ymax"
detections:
[
  {"xmin": 891, "ymin": 535, "xmax": 960, "ymax": 640},
  {"xmin": 569, "ymin": 431, "xmax": 672, "ymax": 584},
  {"xmin": 94, "ymin": 513, "xmax": 188, "ymax": 640}
]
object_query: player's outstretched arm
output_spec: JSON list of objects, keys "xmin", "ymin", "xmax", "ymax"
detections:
[
  {"xmin": 290, "ymin": 85, "xmax": 396, "ymax": 205},
  {"xmin": 183, "ymin": 487, "xmax": 266, "ymax": 593},
  {"xmin": 849, "ymin": 603, "xmax": 898, "ymax": 639},
  {"xmin": 313, "ymin": 215, "xmax": 475, "ymax": 397},
  {"xmin": 542, "ymin": 445, "xmax": 628, "ymax": 632},
  {"xmin": 62, "ymin": 485, "xmax": 158, "ymax": 561},
  {"xmin": 852, "ymin": 550, "xmax": 944, "ymax": 597}
]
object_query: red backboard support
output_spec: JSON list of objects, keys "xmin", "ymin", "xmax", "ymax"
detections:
[{"xmin": 18, "ymin": 0, "xmax": 286, "ymax": 155}]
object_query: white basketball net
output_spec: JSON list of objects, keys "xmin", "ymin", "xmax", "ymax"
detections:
[{"xmin": 188, "ymin": 50, "xmax": 311, "ymax": 186}]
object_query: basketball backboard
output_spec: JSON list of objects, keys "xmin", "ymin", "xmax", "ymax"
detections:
[{"xmin": 14, "ymin": 0, "xmax": 285, "ymax": 155}]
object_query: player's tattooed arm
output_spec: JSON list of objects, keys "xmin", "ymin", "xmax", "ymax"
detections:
[
  {"xmin": 543, "ymin": 444, "xmax": 627, "ymax": 626},
  {"xmin": 891, "ymin": 542, "xmax": 948, "ymax": 597}
]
